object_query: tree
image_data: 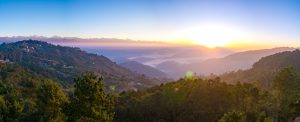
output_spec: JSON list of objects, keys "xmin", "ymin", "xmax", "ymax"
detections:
[
  {"xmin": 218, "ymin": 110, "xmax": 246, "ymax": 122},
  {"xmin": 0, "ymin": 81, "xmax": 24, "ymax": 121},
  {"xmin": 0, "ymin": 96, "xmax": 7, "ymax": 121},
  {"xmin": 272, "ymin": 66, "xmax": 300, "ymax": 121},
  {"xmin": 36, "ymin": 79, "xmax": 67, "ymax": 122},
  {"xmin": 66, "ymin": 72, "xmax": 114, "ymax": 122},
  {"xmin": 256, "ymin": 112, "xmax": 272, "ymax": 122}
]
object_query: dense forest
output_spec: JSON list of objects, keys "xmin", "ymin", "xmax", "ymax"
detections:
[
  {"xmin": 0, "ymin": 40, "xmax": 300, "ymax": 121},
  {"xmin": 1, "ymin": 62, "xmax": 300, "ymax": 121},
  {"xmin": 0, "ymin": 63, "xmax": 114, "ymax": 121},
  {"xmin": 115, "ymin": 66, "xmax": 300, "ymax": 122}
]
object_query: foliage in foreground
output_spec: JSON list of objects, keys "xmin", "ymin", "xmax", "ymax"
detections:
[
  {"xmin": 0, "ymin": 66, "xmax": 114, "ymax": 122},
  {"xmin": 0, "ymin": 61, "xmax": 300, "ymax": 122},
  {"xmin": 65, "ymin": 72, "xmax": 114, "ymax": 122},
  {"xmin": 115, "ymin": 66, "xmax": 300, "ymax": 122}
]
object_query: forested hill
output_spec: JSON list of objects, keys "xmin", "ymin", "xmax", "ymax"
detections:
[
  {"xmin": 220, "ymin": 49, "xmax": 300, "ymax": 88},
  {"xmin": 0, "ymin": 40, "xmax": 155, "ymax": 92}
]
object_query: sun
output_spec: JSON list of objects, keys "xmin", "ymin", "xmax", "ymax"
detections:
[{"xmin": 186, "ymin": 24, "xmax": 237, "ymax": 48}]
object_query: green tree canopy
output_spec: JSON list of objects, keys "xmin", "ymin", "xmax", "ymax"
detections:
[
  {"xmin": 218, "ymin": 110, "xmax": 246, "ymax": 122},
  {"xmin": 66, "ymin": 72, "xmax": 114, "ymax": 122},
  {"xmin": 36, "ymin": 79, "xmax": 68, "ymax": 122},
  {"xmin": 272, "ymin": 66, "xmax": 300, "ymax": 121}
]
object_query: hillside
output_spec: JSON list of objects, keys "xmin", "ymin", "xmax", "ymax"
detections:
[
  {"xmin": 220, "ymin": 49, "xmax": 300, "ymax": 88},
  {"xmin": 0, "ymin": 40, "xmax": 155, "ymax": 92},
  {"xmin": 187, "ymin": 47, "xmax": 295, "ymax": 75},
  {"xmin": 0, "ymin": 63, "xmax": 43, "ymax": 87},
  {"xmin": 119, "ymin": 61, "xmax": 170, "ymax": 80}
]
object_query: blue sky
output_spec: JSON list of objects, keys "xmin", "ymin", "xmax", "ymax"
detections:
[{"xmin": 0, "ymin": 0, "xmax": 300, "ymax": 47}]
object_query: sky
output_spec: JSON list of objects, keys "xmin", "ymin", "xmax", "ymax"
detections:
[{"xmin": 0, "ymin": 0, "xmax": 300, "ymax": 49}]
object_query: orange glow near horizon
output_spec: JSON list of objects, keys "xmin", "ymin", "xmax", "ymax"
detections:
[
  {"xmin": 165, "ymin": 23, "xmax": 298, "ymax": 50},
  {"xmin": 189, "ymin": 25, "xmax": 235, "ymax": 48},
  {"xmin": 168, "ymin": 23, "xmax": 252, "ymax": 48}
]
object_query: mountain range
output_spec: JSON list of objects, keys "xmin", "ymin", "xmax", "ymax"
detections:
[
  {"xmin": 188, "ymin": 47, "xmax": 296, "ymax": 75},
  {"xmin": 0, "ymin": 37, "xmax": 298, "ymax": 87},
  {"xmin": 155, "ymin": 47, "xmax": 296, "ymax": 78}
]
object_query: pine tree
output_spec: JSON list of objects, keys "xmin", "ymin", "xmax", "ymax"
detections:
[
  {"xmin": 36, "ymin": 79, "xmax": 67, "ymax": 122},
  {"xmin": 66, "ymin": 72, "xmax": 114, "ymax": 122},
  {"xmin": 272, "ymin": 66, "xmax": 300, "ymax": 121},
  {"xmin": 219, "ymin": 110, "xmax": 246, "ymax": 122}
]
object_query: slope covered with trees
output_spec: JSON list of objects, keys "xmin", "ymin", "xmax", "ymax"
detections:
[
  {"xmin": 220, "ymin": 49, "xmax": 300, "ymax": 88},
  {"xmin": 0, "ymin": 40, "xmax": 156, "ymax": 92}
]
